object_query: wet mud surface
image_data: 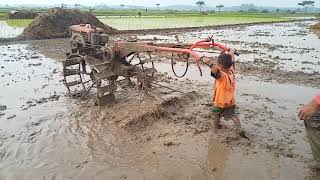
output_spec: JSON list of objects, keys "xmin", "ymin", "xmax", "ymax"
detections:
[
  {"xmin": 0, "ymin": 21, "xmax": 319, "ymax": 180},
  {"xmin": 133, "ymin": 20, "xmax": 320, "ymax": 88},
  {"xmin": 28, "ymin": 20, "xmax": 320, "ymax": 88}
]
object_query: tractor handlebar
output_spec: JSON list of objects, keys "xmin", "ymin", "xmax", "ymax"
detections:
[{"xmin": 191, "ymin": 38, "xmax": 240, "ymax": 57}]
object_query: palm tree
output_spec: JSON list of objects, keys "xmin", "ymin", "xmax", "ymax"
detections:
[
  {"xmin": 196, "ymin": 1, "xmax": 206, "ymax": 12},
  {"xmin": 156, "ymin": 3, "xmax": 160, "ymax": 10},
  {"xmin": 216, "ymin": 4, "xmax": 224, "ymax": 12}
]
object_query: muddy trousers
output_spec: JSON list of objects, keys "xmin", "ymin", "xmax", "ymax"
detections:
[{"xmin": 305, "ymin": 111, "xmax": 320, "ymax": 167}]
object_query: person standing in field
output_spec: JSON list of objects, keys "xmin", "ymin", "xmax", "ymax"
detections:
[
  {"xmin": 299, "ymin": 93, "xmax": 320, "ymax": 169},
  {"xmin": 201, "ymin": 49, "xmax": 245, "ymax": 137}
]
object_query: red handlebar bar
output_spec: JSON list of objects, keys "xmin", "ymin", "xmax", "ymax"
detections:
[{"xmin": 154, "ymin": 38, "xmax": 239, "ymax": 63}]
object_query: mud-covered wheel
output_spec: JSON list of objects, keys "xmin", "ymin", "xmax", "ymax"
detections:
[
  {"xmin": 70, "ymin": 32, "xmax": 86, "ymax": 49},
  {"xmin": 91, "ymin": 69, "xmax": 117, "ymax": 106},
  {"xmin": 126, "ymin": 52, "xmax": 157, "ymax": 89},
  {"xmin": 62, "ymin": 53, "xmax": 88, "ymax": 96}
]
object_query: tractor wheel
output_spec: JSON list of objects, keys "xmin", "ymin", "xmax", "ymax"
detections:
[
  {"xmin": 62, "ymin": 53, "xmax": 88, "ymax": 96},
  {"xmin": 70, "ymin": 32, "xmax": 86, "ymax": 49}
]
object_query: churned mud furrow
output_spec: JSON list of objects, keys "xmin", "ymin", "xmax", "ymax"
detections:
[{"xmin": 123, "ymin": 91, "xmax": 200, "ymax": 132}]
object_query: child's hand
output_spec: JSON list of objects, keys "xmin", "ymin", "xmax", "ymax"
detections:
[
  {"xmin": 298, "ymin": 100, "xmax": 320, "ymax": 120},
  {"xmin": 200, "ymin": 57, "xmax": 214, "ymax": 67},
  {"xmin": 229, "ymin": 48, "xmax": 236, "ymax": 55},
  {"xmin": 200, "ymin": 57, "xmax": 210, "ymax": 65}
]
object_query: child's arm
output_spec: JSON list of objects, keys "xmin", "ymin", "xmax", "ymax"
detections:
[
  {"xmin": 228, "ymin": 48, "xmax": 236, "ymax": 63},
  {"xmin": 201, "ymin": 57, "xmax": 221, "ymax": 79},
  {"xmin": 228, "ymin": 48, "xmax": 236, "ymax": 72}
]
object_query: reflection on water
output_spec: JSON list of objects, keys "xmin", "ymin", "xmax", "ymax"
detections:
[
  {"xmin": 0, "ymin": 21, "xmax": 25, "ymax": 38},
  {"xmin": 138, "ymin": 21, "xmax": 320, "ymax": 73}
]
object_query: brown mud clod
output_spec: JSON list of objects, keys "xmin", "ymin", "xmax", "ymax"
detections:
[{"xmin": 18, "ymin": 8, "xmax": 117, "ymax": 40}]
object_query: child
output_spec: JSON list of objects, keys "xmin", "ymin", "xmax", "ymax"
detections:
[{"xmin": 202, "ymin": 49, "xmax": 245, "ymax": 137}]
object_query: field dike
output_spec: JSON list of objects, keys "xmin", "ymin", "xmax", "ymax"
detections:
[{"xmin": 123, "ymin": 91, "xmax": 199, "ymax": 132}]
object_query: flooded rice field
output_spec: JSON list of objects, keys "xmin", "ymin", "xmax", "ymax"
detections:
[
  {"xmin": 100, "ymin": 16, "xmax": 291, "ymax": 30},
  {"xmin": 0, "ymin": 20, "xmax": 319, "ymax": 180},
  {"xmin": 137, "ymin": 20, "xmax": 320, "ymax": 74}
]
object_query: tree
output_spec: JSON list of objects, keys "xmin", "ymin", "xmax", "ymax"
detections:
[
  {"xmin": 156, "ymin": 3, "xmax": 160, "ymax": 10},
  {"xmin": 196, "ymin": 1, "xmax": 206, "ymax": 12},
  {"xmin": 89, "ymin": 7, "xmax": 93, "ymax": 14},
  {"xmin": 276, "ymin": 9, "xmax": 280, "ymax": 13},
  {"xmin": 216, "ymin": 4, "xmax": 224, "ymax": 12},
  {"xmin": 120, "ymin": 4, "xmax": 125, "ymax": 8},
  {"xmin": 298, "ymin": 1, "xmax": 315, "ymax": 13}
]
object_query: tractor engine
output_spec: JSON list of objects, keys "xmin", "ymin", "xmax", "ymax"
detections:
[
  {"xmin": 63, "ymin": 24, "xmax": 155, "ymax": 106},
  {"xmin": 69, "ymin": 24, "xmax": 109, "ymax": 48}
]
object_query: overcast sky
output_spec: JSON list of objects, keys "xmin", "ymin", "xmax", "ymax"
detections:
[{"xmin": 1, "ymin": 0, "xmax": 319, "ymax": 7}]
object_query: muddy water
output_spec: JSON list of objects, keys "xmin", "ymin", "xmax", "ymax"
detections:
[
  {"xmin": 0, "ymin": 21, "xmax": 24, "ymax": 38},
  {"xmin": 156, "ymin": 62, "xmax": 318, "ymax": 180},
  {"xmin": 0, "ymin": 44, "xmax": 214, "ymax": 179},
  {"xmin": 138, "ymin": 21, "xmax": 320, "ymax": 73},
  {"xmin": 0, "ymin": 44, "xmax": 317, "ymax": 180},
  {"xmin": 1, "ymin": 22, "xmax": 320, "ymax": 179}
]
